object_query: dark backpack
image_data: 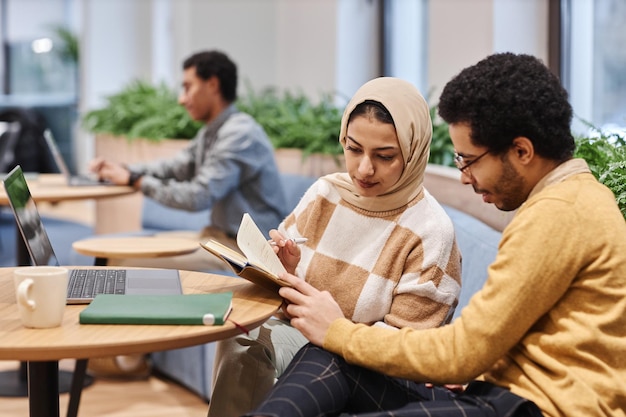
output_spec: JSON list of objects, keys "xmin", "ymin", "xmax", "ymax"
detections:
[{"xmin": 0, "ymin": 108, "xmax": 56, "ymax": 173}]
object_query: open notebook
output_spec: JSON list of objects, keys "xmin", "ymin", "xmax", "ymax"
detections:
[
  {"xmin": 2, "ymin": 165, "xmax": 182, "ymax": 304},
  {"xmin": 200, "ymin": 213, "xmax": 292, "ymax": 292}
]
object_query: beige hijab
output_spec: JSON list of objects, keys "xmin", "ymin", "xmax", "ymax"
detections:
[{"xmin": 323, "ymin": 77, "xmax": 432, "ymax": 212}]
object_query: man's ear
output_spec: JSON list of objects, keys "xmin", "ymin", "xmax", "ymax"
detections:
[
  {"xmin": 204, "ymin": 75, "xmax": 220, "ymax": 93},
  {"xmin": 511, "ymin": 137, "xmax": 534, "ymax": 165}
]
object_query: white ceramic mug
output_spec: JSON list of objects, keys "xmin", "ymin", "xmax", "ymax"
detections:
[{"xmin": 14, "ymin": 266, "xmax": 69, "ymax": 329}]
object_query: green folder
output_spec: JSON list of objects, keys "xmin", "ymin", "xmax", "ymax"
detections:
[{"xmin": 79, "ymin": 292, "xmax": 233, "ymax": 325}]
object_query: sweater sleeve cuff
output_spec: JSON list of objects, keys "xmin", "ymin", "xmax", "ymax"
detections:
[
  {"xmin": 138, "ymin": 175, "xmax": 160, "ymax": 195},
  {"xmin": 323, "ymin": 318, "xmax": 357, "ymax": 354}
]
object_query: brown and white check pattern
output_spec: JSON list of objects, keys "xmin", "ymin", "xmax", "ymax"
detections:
[{"xmin": 279, "ymin": 179, "xmax": 462, "ymax": 330}]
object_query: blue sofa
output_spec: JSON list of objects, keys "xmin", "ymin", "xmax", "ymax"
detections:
[
  {"xmin": 147, "ymin": 174, "xmax": 503, "ymax": 401},
  {"xmin": 0, "ymin": 208, "xmax": 95, "ymax": 267}
]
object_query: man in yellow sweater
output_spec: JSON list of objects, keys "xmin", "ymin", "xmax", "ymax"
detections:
[{"xmin": 244, "ymin": 53, "xmax": 626, "ymax": 417}]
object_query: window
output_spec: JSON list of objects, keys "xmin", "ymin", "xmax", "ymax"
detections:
[
  {"xmin": 0, "ymin": 0, "xmax": 80, "ymax": 172},
  {"xmin": 561, "ymin": 0, "xmax": 626, "ymax": 135},
  {"xmin": 382, "ymin": 0, "xmax": 428, "ymax": 95}
]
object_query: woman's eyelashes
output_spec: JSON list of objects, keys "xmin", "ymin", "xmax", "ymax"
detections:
[
  {"xmin": 345, "ymin": 145, "xmax": 396, "ymax": 161},
  {"xmin": 345, "ymin": 144, "xmax": 362, "ymax": 154}
]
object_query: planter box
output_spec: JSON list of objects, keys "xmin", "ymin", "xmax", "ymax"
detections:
[
  {"xmin": 94, "ymin": 134, "xmax": 190, "ymax": 234},
  {"xmin": 423, "ymin": 164, "xmax": 514, "ymax": 232},
  {"xmin": 274, "ymin": 148, "xmax": 345, "ymax": 177}
]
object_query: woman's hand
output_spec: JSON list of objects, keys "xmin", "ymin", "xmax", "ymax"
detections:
[
  {"xmin": 278, "ymin": 273, "xmax": 344, "ymax": 346},
  {"xmin": 268, "ymin": 229, "xmax": 301, "ymax": 274}
]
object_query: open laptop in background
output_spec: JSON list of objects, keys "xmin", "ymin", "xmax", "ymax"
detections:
[
  {"xmin": 2, "ymin": 165, "xmax": 182, "ymax": 304},
  {"xmin": 43, "ymin": 129, "xmax": 114, "ymax": 186}
]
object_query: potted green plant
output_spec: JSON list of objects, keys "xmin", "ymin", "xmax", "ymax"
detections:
[
  {"xmin": 235, "ymin": 84, "xmax": 346, "ymax": 176},
  {"xmin": 236, "ymin": 88, "xmax": 459, "ymax": 175},
  {"xmin": 82, "ymin": 80, "xmax": 202, "ymax": 142},
  {"xmin": 428, "ymin": 105, "xmax": 455, "ymax": 167},
  {"xmin": 82, "ymin": 80, "xmax": 345, "ymax": 176},
  {"xmin": 81, "ymin": 80, "xmax": 458, "ymax": 176},
  {"xmin": 573, "ymin": 123, "xmax": 626, "ymax": 220},
  {"xmin": 236, "ymin": 85, "xmax": 344, "ymax": 155}
]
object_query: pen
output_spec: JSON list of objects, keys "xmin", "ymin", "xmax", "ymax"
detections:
[{"xmin": 269, "ymin": 238, "xmax": 308, "ymax": 246}]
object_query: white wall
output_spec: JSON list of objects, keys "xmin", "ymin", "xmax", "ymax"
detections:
[
  {"xmin": 427, "ymin": 0, "xmax": 548, "ymax": 105},
  {"xmin": 493, "ymin": 0, "xmax": 548, "ymax": 62},
  {"xmin": 384, "ymin": 0, "xmax": 428, "ymax": 95},
  {"xmin": 78, "ymin": 0, "xmax": 378, "ymax": 165},
  {"xmin": 5, "ymin": 0, "xmax": 67, "ymax": 41},
  {"xmin": 79, "ymin": 0, "xmax": 153, "ymax": 165},
  {"xmin": 336, "ymin": 0, "xmax": 381, "ymax": 101},
  {"xmin": 81, "ymin": 0, "xmax": 153, "ymax": 110},
  {"xmin": 77, "ymin": 0, "xmax": 550, "ymax": 165},
  {"xmin": 428, "ymin": 0, "xmax": 494, "ymax": 104},
  {"xmin": 80, "ymin": 0, "xmax": 357, "ymax": 108}
]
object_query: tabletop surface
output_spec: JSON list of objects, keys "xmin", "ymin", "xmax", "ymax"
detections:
[
  {"xmin": 0, "ymin": 267, "xmax": 281, "ymax": 361},
  {"xmin": 72, "ymin": 237, "xmax": 201, "ymax": 259},
  {"xmin": 0, "ymin": 173, "xmax": 135, "ymax": 205}
]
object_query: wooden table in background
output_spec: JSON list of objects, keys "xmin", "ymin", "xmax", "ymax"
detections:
[
  {"xmin": 72, "ymin": 236, "xmax": 201, "ymax": 266},
  {"xmin": 0, "ymin": 173, "xmax": 135, "ymax": 206},
  {"xmin": 0, "ymin": 267, "xmax": 281, "ymax": 417}
]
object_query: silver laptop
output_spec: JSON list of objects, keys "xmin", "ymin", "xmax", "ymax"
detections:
[
  {"xmin": 2, "ymin": 165, "xmax": 182, "ymax": 304},
  {"xmin": 43, "ymin": 130, "xmax": 113, "ymax": 186}
]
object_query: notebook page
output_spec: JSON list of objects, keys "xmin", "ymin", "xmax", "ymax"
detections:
[{"xmin": 237, "ymin": 213, "xmax": 287, "ymax": 277}]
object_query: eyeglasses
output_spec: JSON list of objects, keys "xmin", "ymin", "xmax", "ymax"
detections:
[{"xmin": 454, "ymin": 150, "xmax": 489, "ymax": 173}]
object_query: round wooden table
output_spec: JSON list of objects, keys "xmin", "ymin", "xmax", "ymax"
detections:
[
  {"xmin": 0, "ymin": 267, "xmax": 281, "ymax": 417},
  {"xmin": 72, "ymin": 236, "xmax": 201, "ymax": 266},
  {"xmin": 0, "ymin": 173, "xmax": 135, "ymax": 205}
]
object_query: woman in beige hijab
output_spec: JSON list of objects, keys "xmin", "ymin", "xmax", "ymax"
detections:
[{"xmin": 208, "ymin": 77, "xmax": 461, "ymax": 417}]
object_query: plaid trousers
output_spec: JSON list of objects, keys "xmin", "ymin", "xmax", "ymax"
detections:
[{"xmin": 244, "ymin": 343, "xmax": 543, "ymax": 417}]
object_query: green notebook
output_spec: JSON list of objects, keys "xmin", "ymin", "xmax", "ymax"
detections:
[{"xmin": 79, "ymin": 292, "xmax": 233, "ymax": 325}]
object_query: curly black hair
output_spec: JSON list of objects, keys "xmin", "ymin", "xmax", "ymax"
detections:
[
  {"xmin": 438, "ymin": 53, "xmax": 575, "ymax": 162},
  {"xmin": 183, "ymin": 50, "xmax": 238, "ymax": 102}
]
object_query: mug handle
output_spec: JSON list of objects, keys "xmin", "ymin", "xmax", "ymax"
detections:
[{"xmin": 17, "ymin": 278, "xmax": 37, "ymax": 311}]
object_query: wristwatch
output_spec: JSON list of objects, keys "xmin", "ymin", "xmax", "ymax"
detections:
[{"xmin": 128, "ymin": 171, "xmax": 143, "ymax": 187}]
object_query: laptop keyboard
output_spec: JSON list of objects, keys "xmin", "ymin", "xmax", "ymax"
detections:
[{"xmin": 68, "ymin": 269, "xmax": 126, "ymax": 299}]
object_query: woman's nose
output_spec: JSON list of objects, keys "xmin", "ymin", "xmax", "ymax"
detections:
[{"xmin": 358, "ymin": 156, "xmax": 374, "ymax": 176}]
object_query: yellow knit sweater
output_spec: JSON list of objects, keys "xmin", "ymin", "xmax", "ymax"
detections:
[{"xmin": 324, "ymin": 159, "xmax": 626, "ymax": 417}]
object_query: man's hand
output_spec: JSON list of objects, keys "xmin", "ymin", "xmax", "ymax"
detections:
[
  {"xmin": 89, "ymin": 158, "xmax": 131, "ymax": 185},
  {"xmin": 278, "ymin": 272, "xmax": 344, "ymax": 346}
]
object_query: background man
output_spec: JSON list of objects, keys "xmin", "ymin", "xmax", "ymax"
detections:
[{"xmin": 91, "ymin": 50, "xmax": 287, "ymax": 271}]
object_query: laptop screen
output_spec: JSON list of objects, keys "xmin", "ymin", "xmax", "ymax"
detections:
[
  {"xmin": 43, "ymin": 130, "xmax": 71, "ymax": 179},
  {"xmin": 2, "ymin": 165, "xmax": 60, "ymax": 266}
]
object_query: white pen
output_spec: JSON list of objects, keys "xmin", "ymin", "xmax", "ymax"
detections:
[{"xmin": 269, "ymin": 238, "xmax": 308, "ymax": 246}]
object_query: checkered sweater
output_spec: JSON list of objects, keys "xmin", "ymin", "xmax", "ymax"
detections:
[{"xmin": 278, "ymin": 179, "xmax": 461, "ymax": 330}]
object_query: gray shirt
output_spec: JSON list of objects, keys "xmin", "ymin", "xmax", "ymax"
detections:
[{"xmin": 130, "ymin": 105, "xmax": 288, "ymax": 237}]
